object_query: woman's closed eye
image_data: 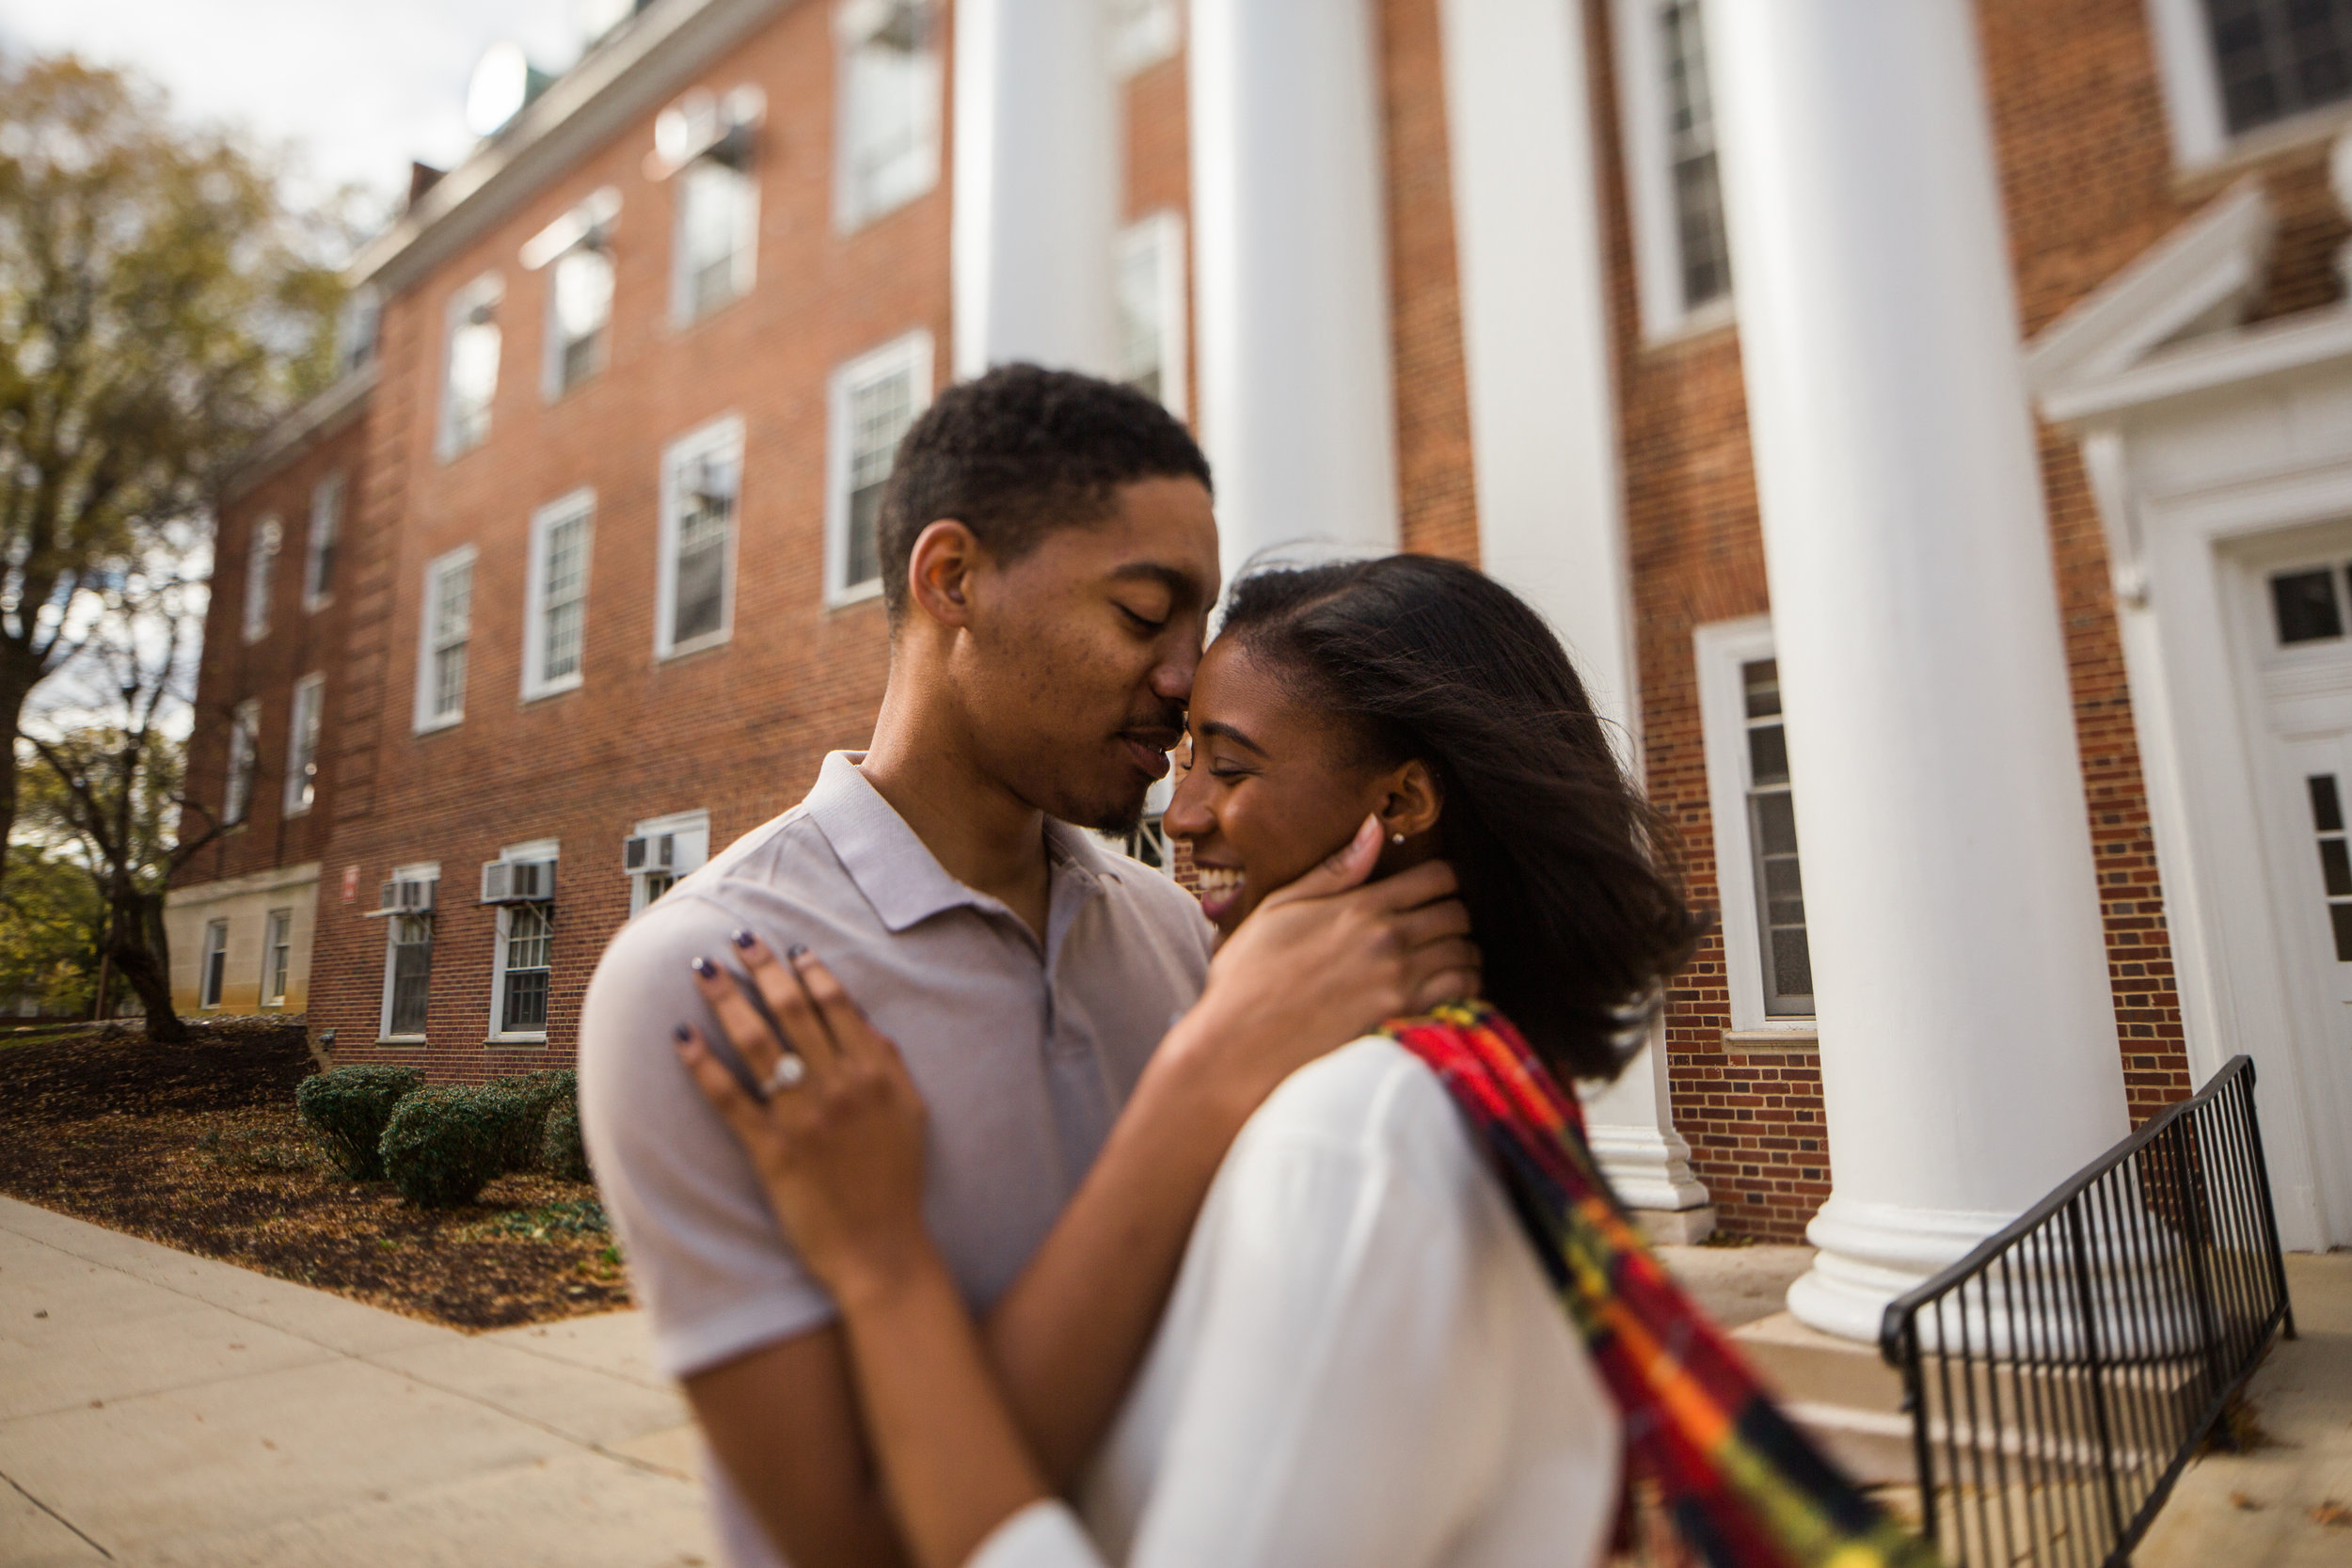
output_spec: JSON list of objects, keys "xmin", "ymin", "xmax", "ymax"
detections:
[{"xmin": 1117, "ymin": 602, "xmax": 1168, "ymax": 633}]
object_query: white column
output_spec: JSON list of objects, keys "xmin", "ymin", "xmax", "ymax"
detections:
[
  {"xmin": 1189, "ymin": 0, "xmax": 1400, "ymax": 583},
  {"xmin": 951, "ymin": 0, "xmax": 1120, "ymax": 378},
  {"xmin": 1705, "ymin": 0, "xmax": 2131, "ymax": 1340},
  {"xmin": 1437, "ymin": 0, "xmax": 1708, "ymax": 1230}
]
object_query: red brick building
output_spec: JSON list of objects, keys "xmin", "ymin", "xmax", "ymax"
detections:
[{"xmin": 175, "ymin": 0, "xmax": 2352, "ymax": 1338}]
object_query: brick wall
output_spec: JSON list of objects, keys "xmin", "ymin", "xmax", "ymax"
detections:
[
  {"xmin": 181, "ymin": 408, "xmax": 369, "ymax": 892},
  {"xmin": 310, "ymin": 1, "xmax": 936, "ymax": 1076}
]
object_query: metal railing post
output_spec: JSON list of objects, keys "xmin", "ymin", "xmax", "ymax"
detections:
[{"xmin": 2066, "ymin": 1198, "xmax": 2127, "ymax": 1550}]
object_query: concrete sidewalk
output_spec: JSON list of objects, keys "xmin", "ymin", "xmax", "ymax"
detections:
[{"xmin": 0, "ymin": 1196, "xmax": 717, "ymax": 1567}]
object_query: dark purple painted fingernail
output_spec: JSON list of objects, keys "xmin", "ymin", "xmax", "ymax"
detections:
[
  {"xmin": 674, "ymin": 1024, "xmax": 691, "ymax": 1042},
  {"xmin": 731, "ymin": 928, "xmax": 756, "ymax": 949},
  {"xmin": 786, "ymin": 942, "xmax": 809, "ymax": 959},
  {"xmin": 690, "ymin": 956, "xmax": 717, "ymax": 978}
]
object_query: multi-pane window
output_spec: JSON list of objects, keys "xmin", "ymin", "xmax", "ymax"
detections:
[
  {"xmin": 1116, "ymin": 213, "xmax": 1188, "ymax": 418},
  {"xmin": 628, "ymin": 810, "xmax": 711, "ymax": 917},
  {"xmin": 385, "ymin": 913, "xmax": 433, "ymax": 1037},
  {"xmin": 243, "ymin": 517, "xmax": 280, "ymax": 644},
  {"xmin": 304, "ymin": 473, "xmax": 342, "ymax": 611},
  {"xmin": 659, "ymin": 418, "xmax": 742, "ymax": 655},
  {"xmin": 2204, "ymin": 0, "xmax": 2352, "ymax": 135},
  {"xmin": 418, "ymin": 548, "xmax": 475, "ymax": 730},
  {"xmin": 1740, "ymin": 659, "xmax": 1813, "ymax": 1016},
  {"xmin": 499, "ymin": 903, "xmax": 554, "ymax": 1035},
  {"xmin": 1661, "ymin": 0, "xmax": 1730, "ymax": 312},
  {"xmin": 199, "ymin": 919, "xmax": 229, "ymax": 1010},
  {"xmin": 224, "ymin": 698, "xmax": 261, "ymax": 826},
  {"xmin": 262, "ymin": 909, "xmax": 293, "ymax": 1007},
  {"xmin": 836, "ymin": 0, "xmax": 942, "ymax": 230},
  {"xmin": 284, "ymin": 673, "xmax": 323, "ymax": 816},
  {"xmin": 829, "ymin": 332, "xmax": 932, "ymax": 602},
  {"xmin": 2306, "ymin": 774, "xmax": 2352, "ymax": 959},
  {"xmin": 1107, "ymin": 0, "xmax": 1181, "ymax": 76},
  {"xmin": 549, "ymin": 245, "xmax": 614, "ymax": 392},
  {"xmin": 438, "ymin": 275, "xmax": 502, "ymax": 459},
  {"xmin": 525, "ymin": 491, "xmax": 594, "ymax": 698},
  {"xmin": 675, "ymin": 158, "xmax": 756, "ymax": 323}
]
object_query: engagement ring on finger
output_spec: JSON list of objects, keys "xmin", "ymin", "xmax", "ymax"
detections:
[{"xmin": 761, "ymin": 1054, "xmax": 807, "ymax": 1095}]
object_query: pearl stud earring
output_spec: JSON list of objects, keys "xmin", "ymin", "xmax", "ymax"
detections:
[{"xmin": 1391, "ymin": 832, "xmax": 1406, "ymax": 845}]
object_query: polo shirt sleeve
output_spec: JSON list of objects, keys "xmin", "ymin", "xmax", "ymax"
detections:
[{"xmin": 578, "ymin": 888, "xmax": 837, "ymax": 1380}]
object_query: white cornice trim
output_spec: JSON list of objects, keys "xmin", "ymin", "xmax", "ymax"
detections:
[
  {"xmin": 351, "ymin": 0, "xmax": 796, "ymax": 296},
  {"xmin": 167, "ymin": 861, "xmax": 324, "ymax": 908},
  {"xmin": 218, "ymin": 366, "xmax": 378, "ymax": 503},
  {"xmin": 2038, "ymin": 305, "xmax": 2352, "ymax": 426},
  {"xmin": 2025, "ymin": 178, "xmax": 2272, "ymax": 395}
]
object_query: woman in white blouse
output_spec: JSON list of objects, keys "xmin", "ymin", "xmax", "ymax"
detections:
[{"xmin": 678, "ymin": 557, "xmax": 1702, "ymax": 1568}]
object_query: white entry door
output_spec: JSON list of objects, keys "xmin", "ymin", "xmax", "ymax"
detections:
[{"xmin": 2245, "ymin": 541, "xmax": 2352, "ymax": 1243}]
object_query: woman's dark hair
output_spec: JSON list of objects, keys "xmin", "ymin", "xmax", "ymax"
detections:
[{"xmin": 1217, "ymin": 555, "xmax": 1704, "ymax": 1083}]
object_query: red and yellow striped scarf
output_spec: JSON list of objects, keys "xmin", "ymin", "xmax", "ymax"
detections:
[{"xmin": 1382, "ymin": 1002, "xmax": 1937, "ymax": 1568}]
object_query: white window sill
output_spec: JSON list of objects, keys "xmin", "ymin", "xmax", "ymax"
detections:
[
  {"xmin": 415, "ymin": 712, "xmax": 464, "ymax": 736},
  {"xmin": 1718, "ymin": 1026, "xmax": 1819, "ymax": 1054},
  {"xmin": 1642, "ymin": 293, "xmax": 1737, "ymax": 350},
  {"xmin": 486, "ymin": 1033, "xmax": 548, "ymax": 1047},
  {"xmin": 377, "ymin": 1034, "xmax": 426, "ymax": 1046},
  {"xmin": 520, "ymin": 675, "xmax": 583, "ymax": 705},
  {"xmin": 304, "ymin": 595, "xmax": 333, "ymax": 615},
  {"xmin": 658, "ymin": 630, "xmax": 732, "ymax": 662},
  {"xmin": 825, "ymin": 577, "xmax": 884, "ymax": 611},
  {"xmin": 2181, "ymin": 99, "xmax": 2352, "ymax": 183},
  {"xmin": 836, "ymin": 179, "xmax": 935, "ymax": 238}
]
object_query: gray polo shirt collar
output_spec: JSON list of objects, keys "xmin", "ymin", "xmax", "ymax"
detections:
[{"xmin": 804, "ymin": 752, "xmax": 1111, "ymax": 936}]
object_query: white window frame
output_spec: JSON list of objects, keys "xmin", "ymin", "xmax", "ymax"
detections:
[
  {"xmin": 199, "ymin": 918, "xmax": 229, "ymax": 1010},
  {"xmin": 671, "ymin": 155, "xmax": 759, "ymax": 325},
  {"xmin": 522, "ymin": 186, "xmax": 621, "ymax": 399},
  {"xmin": 1116, "ymin": 211, "xmax": 1190, "ymax": 420},
  {"xmin": 487, "ymin": 838, "xmax": 559, "ymax": 1044},
  {"xmin": 825, "ymin": 329, "xmax": 934, "ymax": 608},
  {"xmin": 415, "ymin": 545, "xmax": 477, "ymax": 733},
  {"xmin": 283, "ymin": 672, "xmax": 324, "ymax": 817},
  {"xmin": 1611, "ymin": 0, "xmax": 1735, "ymax": 343},
  {"xmin": 1108, "ymin": 0, "xmax": 1182, "ymax": 77},
  {"xmin": 303, "ymin": 472, "xmax": 342, "ymax": 612},
  {"xmin": 437, "ymin": 272, "xmax": 504, "ymax": 462},
  {"xmin": 377, "ymin": 860, "xmax": 439, "ymax": 1042},
  {"xmin": 242, "ymin": 516, "xmax": 281, "ymax": 644},
  {"xmin": 1694, "ymin": 616, "xmax": 1814, "ymax": 1033},
  {"xmin": 2144, "ymin": 0, "xmax": 2352, "ymax": 168},
  {"xmin": 261, "ymin": 908, "xmax": 293, "ymax": 1008},
  {"xmin": 628, "ymin": 808, "xmax": 712, "ymax": 917},
  {"xmin": 224, "ymin": 697, "xmax": 261, "ymax": 826},
  {"xmin": 657, "ymin": 415, "xmax": 746, "ymax": 658},
  {"xmin": 834, "ymin": 0, "xmax": 944, "ymax": 233},
  {"xmin": 522, "ymin": 488, "xmax": 596, "ymax": 701}
]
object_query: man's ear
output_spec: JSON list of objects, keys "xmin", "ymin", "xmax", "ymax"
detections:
[
  {"xmin": 1376, "ymin": 759, "xmax": 1443, "ymax": 841},
  {"xmin": 906, "ymin": 519, "xmax": 982, "ymax": 629}
]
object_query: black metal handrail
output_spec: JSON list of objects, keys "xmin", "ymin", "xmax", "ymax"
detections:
[{"xmin": 1877, "ymin": 1056, "xmax": 2296, "ymax": 1568}]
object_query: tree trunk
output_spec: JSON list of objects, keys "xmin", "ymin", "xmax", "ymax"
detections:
[
  {"xmin": 0, "ymin": 670, "xmax": 32, "ymax": 889},
  {"xmin": 114, "ymin": 890, "xmax": 185, "ymax": 1044}
]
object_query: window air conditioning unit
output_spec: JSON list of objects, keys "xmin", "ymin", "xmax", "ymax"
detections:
[
  {"xmin": 378, "ymin": 878, "xmax": 437, "ymax": 915},
  {"xmin": 623, "ymin": 833, "xmax": 678, "ymax": 875},
  {"xmin": 482, "ymin": 857, "xmax": 557, "ymax": 904}
]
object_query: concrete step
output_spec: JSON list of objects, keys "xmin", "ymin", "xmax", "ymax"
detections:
[{"xmin": 1733, "ymin": 1309, "xmax": 1907, "ymax": 1414}]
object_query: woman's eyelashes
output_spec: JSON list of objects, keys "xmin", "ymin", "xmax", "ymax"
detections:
[{"xmin": 1116, "ymin": 602, "xmax": 1168, "ymax": 634}]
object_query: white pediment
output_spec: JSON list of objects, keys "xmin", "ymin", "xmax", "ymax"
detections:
[{"xmin": 2028, "ymin": 177, "xmax": 2352, "ymax": 428}]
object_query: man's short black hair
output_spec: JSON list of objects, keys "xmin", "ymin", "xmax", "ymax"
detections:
[{"xmin": 876, "ymin": 362, "xmax": 1213, "ymax": 623}]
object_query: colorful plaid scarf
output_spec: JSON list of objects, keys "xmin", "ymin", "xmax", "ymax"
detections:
[{"xmin": 1382, "ymin": 1002, "xmax": 1938, "ymax": 1568}]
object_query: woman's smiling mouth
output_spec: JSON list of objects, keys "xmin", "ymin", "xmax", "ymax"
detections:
[{"xmin": 1192, "ymin": 863, "xmax": 1246, "ymax": 925}]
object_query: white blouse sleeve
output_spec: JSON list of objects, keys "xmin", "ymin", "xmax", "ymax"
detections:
[
  {"xmin": 964, "ymin": 1501, "xmax": 1105, "ymax": 1568},
  {"xmin": 1111, "ymin": 1118, "xmax": 1499, "ymax": 1568}
]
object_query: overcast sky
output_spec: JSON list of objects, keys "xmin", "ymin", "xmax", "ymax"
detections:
[{"xmin": 0, "ymin": 0, "xmax": 600, "ymax": 220}]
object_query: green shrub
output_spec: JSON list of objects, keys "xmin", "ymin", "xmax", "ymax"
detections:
[
  {"xmin": 539, "ymin": 1095, "xmax": 592, "ymax": 1182},
  {"xmin": 379, "ymin": 1086, "xmax": 510, "ymax": 1208},
  {"xmin": 295, "ymin": 1066, "xmax": 422, "ymax": 1180},
  {"xmin": 483, "ymin": 1069, "xmax": 577, "ymax": 1173}
]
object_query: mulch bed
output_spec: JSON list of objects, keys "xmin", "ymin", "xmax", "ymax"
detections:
[{"xmin": 0, "ymin": 1020, "xmax": 628, "ymax": 1329}]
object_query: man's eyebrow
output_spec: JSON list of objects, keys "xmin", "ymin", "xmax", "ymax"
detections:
[
  {"xmin": 1107, "ymin": 562, "xmax": 1206, "ymax": 601},
  {"xmin": 1197, "ymin": 720, "xmax": 1266, "ymax": 755}
]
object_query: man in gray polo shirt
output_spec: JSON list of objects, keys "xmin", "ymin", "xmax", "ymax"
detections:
[{"xmin": 580, "ymin": 367, "xmax": 1474, "ymax": 1568}]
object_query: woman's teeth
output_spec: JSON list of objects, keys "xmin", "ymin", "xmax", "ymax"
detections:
[{"xmin": 1193, "ymin": 866, "xmax": 1244, "ymax": 898}]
